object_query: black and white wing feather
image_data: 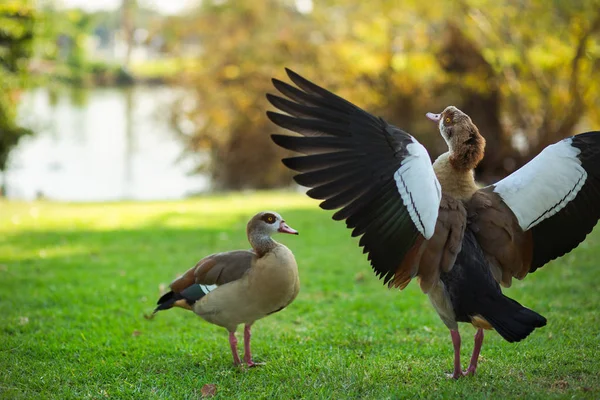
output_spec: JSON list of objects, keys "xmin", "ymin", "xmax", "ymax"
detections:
[
  {"xmin": 494, "ymin": 131, "xmax": 600, "ymax": 272},
  {"xmin": 267, "ymin": 69, "xmax": 441, "ymax": 284},
  {"xmin": 469, "ymin": 131, "xmax": 600, "ymax": 287}
]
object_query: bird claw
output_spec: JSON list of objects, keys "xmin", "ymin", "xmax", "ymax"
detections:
[
  {"xmin": 446, "ymin": 368, "xmax": 476, "ymax": 379},
  {"xmin": 245, "ymin": 361, "xmax": 266, "ymax": 368},
  {"xmin": 446, "ymin": 372, "xmax": 464, "ymax": 380}
]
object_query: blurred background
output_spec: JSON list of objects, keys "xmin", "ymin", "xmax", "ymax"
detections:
[{"xmin": 2, "ymin": 0, "xmax": 599, "ymax": 202}]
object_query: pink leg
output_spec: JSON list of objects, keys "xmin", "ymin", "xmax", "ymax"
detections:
[
  {"xmin": 464, "ymin": 329, "xmax": 484, "ymax": 376},
  {"xmin": 448, "ymin": 329, "xmax": 463, "ymax": 379},
  {"xmin": 228, "ymin": 331, "xmax": 241, "ymax": 366},
  {"xmin": 243, "ymin": 324, "xmax": 257, "ymax": 367}
]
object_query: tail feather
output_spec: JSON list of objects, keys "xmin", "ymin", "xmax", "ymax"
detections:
[
  {"xmin": 482, "ymin": 295, "xmax": 547, "ymax": 343},
  {"xmin": 153, "ymin": 284, "xmax": 216, "ymax": 314},
  {"xmin": 153, "ymin": 291, "xmax": 183, "ymax": 313}
]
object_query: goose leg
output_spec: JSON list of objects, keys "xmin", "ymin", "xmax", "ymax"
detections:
[
  {"xmin": 243, "ymin": 324, "xmax": 262, "ymax": 367},
  {"xmin": 228, "ymin": 331, "xmax": 242, "ymax": 366},
  {"xmin": 448, "ymin": 329, "xmax": 463, "ymax": 379},
  {"xmin": 464, "ymin": 329, "xmax": 484, "ymax": 376}
]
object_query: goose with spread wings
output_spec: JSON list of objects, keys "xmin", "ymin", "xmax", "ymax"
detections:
[{"xmin": 266, "ymin": 69, "xmax": 600, "ymax": 379}]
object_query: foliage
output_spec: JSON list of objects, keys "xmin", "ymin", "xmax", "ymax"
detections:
[
  {"xmin": 170, "ymin": 0, "xmax": 322, "ymax": 189},
  {"xmin": 35, "ymin": 6, "xmax": 108, "ymax": 86},
  {"xmin": 170, "ymin": 0, "xmax": 600, "ymax": 188},
  {"xmin": 459, "ymin": 0, "xmax": 600, "ymax": 157},
  {"xmin": 1, "ymin": 193, "xmax": 599, "ymax": 398},
  {"xmin": 0, "ymin": 1, "xmax": 35, "ymax": 173}
]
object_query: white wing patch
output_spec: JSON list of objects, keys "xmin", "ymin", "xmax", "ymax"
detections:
[
  {"xmin": 394, "ymin": 138, "xmax": 442, "ymax": 239},
  {"xmin": 200, "ymin": 284, "xmax": 217, "ymax": 295},
  {"xmin": 494, "ymin": 138, "xmax": 586, "ymax": 230}
]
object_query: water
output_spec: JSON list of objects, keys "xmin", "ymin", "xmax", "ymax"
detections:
[{"xmin": 5, "ymin": 86, "xmax": 208, "ymax": 202}]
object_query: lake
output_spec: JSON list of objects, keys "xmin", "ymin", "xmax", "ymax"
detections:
[{"xmin": 5, "ymin": 86, "xmax": 208, "ymax": 202}]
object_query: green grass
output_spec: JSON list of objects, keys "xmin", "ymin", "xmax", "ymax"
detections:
[{"xmin": 1, "ymin": 192, "xmax": 599, "ymax": 399}]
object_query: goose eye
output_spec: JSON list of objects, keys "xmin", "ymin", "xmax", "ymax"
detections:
[
  {"xmin": 445, "ymin": 117, "xmax": 451, "ymax": 124},
  {"xmin": 265, "ymin": 215, "xmax": 275, "ymax": 223}
]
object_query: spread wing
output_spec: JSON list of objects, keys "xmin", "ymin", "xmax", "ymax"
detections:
[
  {"xmin": 468, "ymin": 132, "xmax": 600, "ymax": 286},
  {"xmin": 267, "ymin": 68, "xmax": 446, "ymax": 288},
  {"xmin": 169, "ymin": 250, "xmax": 255, "ymax": 292}
]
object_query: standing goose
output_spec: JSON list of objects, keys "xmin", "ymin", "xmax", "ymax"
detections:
[
  {"xmin": 266, "ymin": 69, "xmax": 600, "ymax": 378},
  {"xmin": 153, "ymin": 211, "xmax": 300, "ymax": 367}
]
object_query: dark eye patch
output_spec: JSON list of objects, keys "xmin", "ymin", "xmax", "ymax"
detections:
[
  {"xmin": 261, "ymin": 213, "xmax": 277, "ymax": 224},
  {"xmin": 444, "ymin": 112, "xmax": 455, "ymax": 124}
]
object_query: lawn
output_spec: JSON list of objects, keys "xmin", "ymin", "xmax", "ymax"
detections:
[{"xmin": 1, "ymin": 192, "xmax": 599, "ymax": 399}]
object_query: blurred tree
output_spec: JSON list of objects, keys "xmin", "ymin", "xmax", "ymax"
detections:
[
  {"xmin": 459, "ymin": 0, "xmax": 600, "ymax": 173},
  {"xmin": 436, "ymin": 22, "xmax": 507, "ymax": 180},
  {"xmin": 315, "ymin": 0, "xmax": 600, "ymax": 180},
  {"xmin": 121, "ymin": 0, "xmax": 136, "ymax": 68},
  {"xmin": 29, "ymin": 5, "xmax": 96, "ymax": 86},
  {"xmin": 172, "ymin": 0, "xmax": 600, "ymax": 189},
  {"xmin": 309, "ymin": 1, "xmax": 452, "ymax": 151},
  {"xmin": 0, "ymin": 1, "xmax": 34, "ymax": 181},
  {"xmin": 170, "ymin": 0, "xmax": 323, "ymax": 190},
  {"xmin": 170, "ymin": 0, "xmax": 453, "ymax": 190}
]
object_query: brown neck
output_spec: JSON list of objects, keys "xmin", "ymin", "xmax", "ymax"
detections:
[
  {"xmin": 448, "ymin": 125, "xmax": 485, "ymax": 172},
  {"xmin": 249, "ymin": 233, "xmax": 277, "ymax": 257},
  {"xmin": 433, "ymin": 153, "xmax": 479, "ymax": 200}
]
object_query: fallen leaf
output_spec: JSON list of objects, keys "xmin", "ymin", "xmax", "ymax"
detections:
[
  {"xmin": 201, "ymin": 384, "xmax": 217, "ymax": 397},
  {"xmin": 551, "ymin": 380, "xmax": 569, "ymax": 390},
  {"xmin": 132, "ymin": 330, "xmax": 142, "ymax": 337},
  {"xmin": 19, "ymin": 316, "xmax": 29, "ymax": 325}
]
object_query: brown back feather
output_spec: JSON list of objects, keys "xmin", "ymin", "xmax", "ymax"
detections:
[
  {"xmin": 467, "ymin": 188, "xmax": 532, "ymax": 287},
  {"xmin": 169, "ymin": 250, "xmax": 255, "ymax": 293},
  {"xmin": 417, "ymin": 195, "xmax": 467, "ymax": 292},
  {"xmin": 390, "ymin": 194, "xmax": 467, "ymax": 293}
]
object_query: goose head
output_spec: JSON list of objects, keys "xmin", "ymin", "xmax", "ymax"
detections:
[
  {"xmin": 426, "ymin": 106, "xmax": 486, "ymax": 171},
  {"xmin": 247, "ymin": 211, "xmax": 298, "ymax": 239}
]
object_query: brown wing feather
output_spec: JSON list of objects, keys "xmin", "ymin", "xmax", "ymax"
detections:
[
  {"xmin": 169, "ymin": 250, "xmax": 255, "ymax": 293},
  {"xmin": 195, "ymin": 250, "xmax": 255, "ymax": 285},
  {"xmin": 390, "ymin": 195, "xmax": 467, "ymax": 293},
  {"xmin": 390, "ymin": 235, "xmax": 427, "ymax": 290},
  {"xmin": 467, "ymin": 188, "xmax": 533, "ymax": 287},
  {"xmin": 169, "ymin": 263, "xmax": 200, "ymax": 293},
  {"xmin": 417, "ymin": 195, "xmax": 467, "ymax": 293}
]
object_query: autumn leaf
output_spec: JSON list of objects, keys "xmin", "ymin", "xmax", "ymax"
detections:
[{"xmin": 201, "ymin": 384, "xmax": 217, "ymax": 397}]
